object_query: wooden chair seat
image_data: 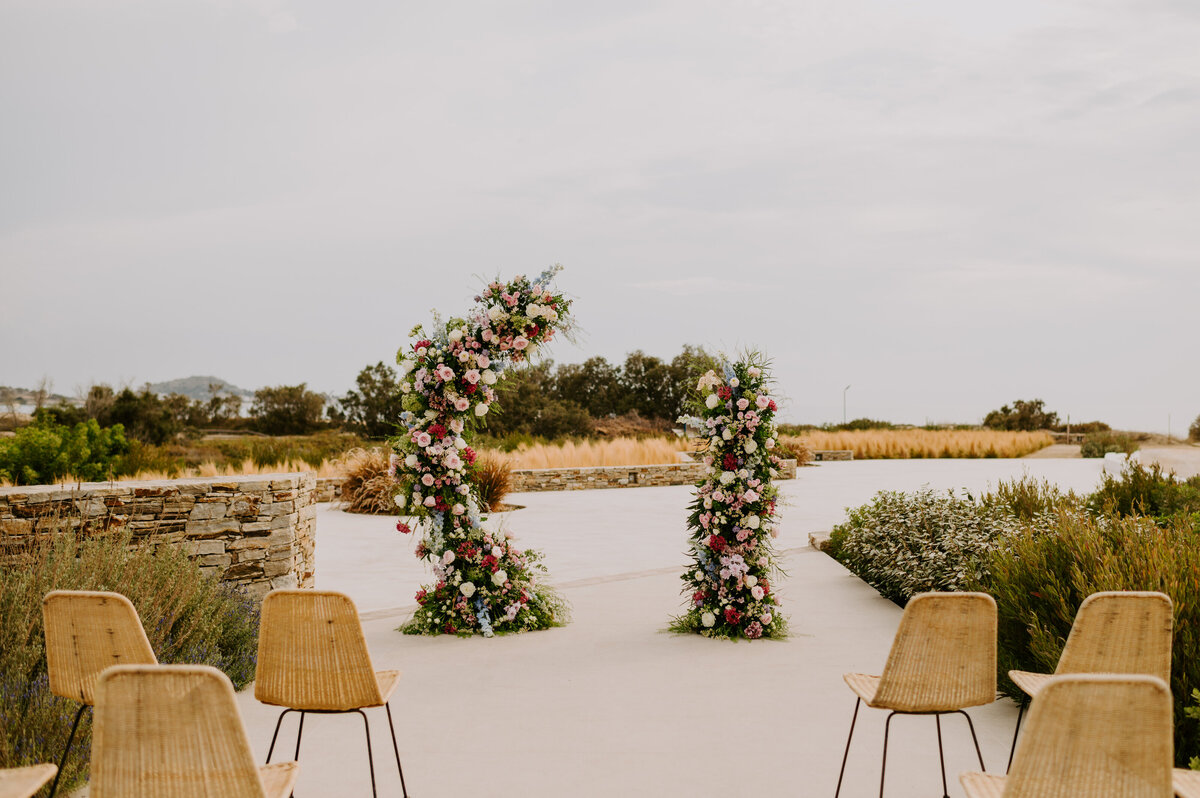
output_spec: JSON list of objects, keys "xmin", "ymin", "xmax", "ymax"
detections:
[
  {"xmin": 1007, "ymin": 670, "xmax": 1054, "ymax": 698},
  {"xmin": 258, "ymin": 762, "xmax": 300, "ymax": 798},
  {"xmin": 0, "ymin": 764, "xmax": 58, "ymax": 798},
  {"xmin": 960, "ymin": 772, "xmax": 1006, "ymax": 798},
  {"xmin": 1176, "ymin": 768, "xmax": 1200, "ymax": 798},
  {"xmin": 842, "ymin": 673, "xmax": 882, "ymax": 706}
]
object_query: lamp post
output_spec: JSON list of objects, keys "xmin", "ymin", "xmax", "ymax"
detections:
[{"xmin": 843, "ymin": 385, "xmax": 851, "ymax": 426}]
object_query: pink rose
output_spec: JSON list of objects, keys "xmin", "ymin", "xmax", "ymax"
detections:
[
  {"xmin": 760, "ymin": 613, "xmax": 773, "ymax": 625},
  {"xmin": 415, "ymin": 432, "xmax": 432, "ymax": 448},
  {"xmin": 477, "ymin": 354, "xmax": 490, "ymax": 368},
  {"xmin": 454, "ymin": 397, "xmax": 470, "ymax": 412},
  {"xmin": 737, "ymin": 398, "xmax": 750, "ymax": 411},
  {"xmin": 756, "ymin": 395, "xmax": 770, "ymax": 409},
  {"xmin": 421, "ymin": 474, "xmax": 435, "ymax": 486},
  {"xmin": 465, "ymin": 369, "xmax": 480, "ymax": 384},
  {"xmin": 452, "ymin": 503, "xmax": 465, "ymax": 515},
  {"xmin": 513, "ymin": 337, "xmax": 528, "ymax": 350},
  {"xmin": 423, "ymin": 496, "xmax": 436, "ymax": 507},
  {"xmin": 751, "ymin": 586, "xmax": 765, "ymax": 600}
]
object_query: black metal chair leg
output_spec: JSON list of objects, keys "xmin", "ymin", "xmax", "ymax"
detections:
[
  {"xmin": 879, "ymin": 711, "xmax": 896, "ymax": 798},
  {"xmin": 47, "ymin": 703, "xmax": 87, "ymax": 798},
  {"xmin": 1007, "ymin": 700, "xmax": 1026, "ymax": 772},
  {"xmin": 266, "ymin": 708, "xmax": 299, "ymax": 764},
  {"xmin": 935, "ymin": 714, "xmax": 949, "ymax": 798},
  {"xmin": 957, "ymin": 709, "xmax": 986, "ymax": 771},
  {"xmin": 293, "ymin": 710, "xmax": 305, "ymax": 761},
  {"xmin": 355, "ymin": 709, "xmax": 377, "ymax": 798},
  {"xmin": 385, "ymin": 702, "xmax": 409, "ymax": 798},
  {"xmin": 834, "ymin": 697, "xmax": 861, "ymax": 798}
]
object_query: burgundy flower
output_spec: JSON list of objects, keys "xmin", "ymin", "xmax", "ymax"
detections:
[
  {"xmin": 708, "ymin": 534, "xmax": 727, "ymax": 553},
  {"xmin": 724, "ymin": 607, "xmax": 742, "ymax": 625}
]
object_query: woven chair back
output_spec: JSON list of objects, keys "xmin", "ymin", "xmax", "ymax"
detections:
[
  {"xmin": 91, "ymin": 665, "xmax": 268, "ymax": 798},
  {"xmin": 1057, "ymin": 592, "xmax": 1173, "ymax": 682},
  {"xmin": 255, "ymin": 590, "xmax": 383, "ymax": 711},
  {"xmin": 1006, "ymin": 673, "xmax": 1173, "ymax": 798},
  {"xmin": 43, "ymin": 590, "xmax": 157, "ymax": 705},
  {"xmin": 874, "ymin": 592, "xmax": 997, "ymax": 712}
]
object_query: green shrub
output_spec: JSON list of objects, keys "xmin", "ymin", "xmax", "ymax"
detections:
[
  {"xmin": 1089, "ymin": 461, "xmax": 1200, "ymax": 525},
  {"xmin": 981, "ymin": 477, "xmax": 1083, "ymax": 523},
  {"xmin": 1190, "ymin": 415, "xmax": 1200, "ymax": 443},
  {"xmin": 0, "ymin": 527, "xmax": 259, "ymax": 791},
  {"xmin": 0, "ymin": 419, "xmax": 129, "ymax": 485},
  {"xmin": 826, "ymin": 489, "xmax": 1018, "ymax": 605},
  {"xmin": 978, "ymin": 511, "xmax": 1200, "ymax": 766},
  {"xmin": 983, "ymin": 399, "xmax": 1059, "ymax": 431},
  {"xmin": 1080, "ymin": 431, "xmax": 1139, "ymax": 458}
]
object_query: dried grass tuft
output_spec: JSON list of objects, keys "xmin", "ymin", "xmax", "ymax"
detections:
[
  {"xmin": 337, "ymin": 448, "xmax": 399, "ymax": 515},
  {"xmin": 474, "ymin": 452, "xmax": 513, "ymax": 511},
  {"xmin": 782, "ymin": 429, "xmax": 1053, "ymax": 460}
]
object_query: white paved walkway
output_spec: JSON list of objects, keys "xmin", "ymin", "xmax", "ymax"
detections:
[{"xmin": 234, "ymin": 459, "xmax": 1109, "ymax": 797}]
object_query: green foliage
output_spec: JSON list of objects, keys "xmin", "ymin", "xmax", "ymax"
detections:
[
  {"xmin": 827, "ymin": 489, "xmax": 1018, "ymax": 605},
  {"xmin": 249, "ymin": 384, "xmax": 327, "ymax": 435},
  {"xmin": 1080, "ymin": 431, "xmax": 1139, "ymax": 458},
  {"xmin": 978, "ymin": 512, "xmax": 1200, "ymax": 766},
  {"xmin": 1054, "ymin": 420, "xmax": 1110, "ymax": 434},
  {"xmin": 0, "ymin": 529, "xmax": 259, "ymax": 790},
  {"xmin": 485, "ymin": 362, "xmax": 593, "ymax": 439},
  {"xmin": 980, "ymin": 477, "xmax": 1083, "ymax": 523},
  {"xmin": 983, "ymin": 398, "xmax": 1059, "ymax": 431},
  {"xmin": 334, "ymin": 362, "xmax": 405, "ymax": 439},
  {"xmin": 0, "ymin": 419, "xmax": 129, "ymax": 485},
  {"xmin": 1187, "ymin": 690, "xmax": 1200, "ymax": 768},
  {"xmin": 1190, "ymin": 415, "xmax": 1200, "ymax": 443},
  {"xmin": 1088, "ymin": 461, "xmax": 1200, "ymax": 525},
  {"xmin": 98, "ymin": 388, "xmax": 182, "ymax": 445}
]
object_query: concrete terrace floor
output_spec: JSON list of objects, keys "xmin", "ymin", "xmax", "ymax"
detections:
[{"xmin": 234, "ymin": 458, "xmax": 1111, "ymax": 798}]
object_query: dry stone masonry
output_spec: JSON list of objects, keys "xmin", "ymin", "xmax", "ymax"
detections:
[
  {"xmin": 508, "ymin": 459, "xmax": 798, "ymax": 492},
  {"xmin": 0, "ymin": 473, "xmax": 316, "ymax": 600}
]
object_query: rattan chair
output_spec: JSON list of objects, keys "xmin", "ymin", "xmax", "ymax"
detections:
[
  {"xmin": 42, "ymin": 590, "xmax": 158, "ymax": 797},
  {"xmin": 91, "ymin": 664, "xmax": 298, "ymax": 798},
  {"xmin": 961, "ymin": 673, "xmax": 1172, "ymax": 798},
  {"xmin": 1006, "ymin": 591, "xmax": 1173, "ymax": 770},
  {"xmin": 1175, "ymin": 768, "xmax": 1200, "ymax": 798},
  {"xmin": 255, "ymin": 589, "xmax": 408, "ymax": 798},
  {"xmin": 0, "ymin": 764, "xmax": 57, "ymax": 798},
  {"xmin": 834, "ymin": 592, "xmax": 997, "ymax": 798}
]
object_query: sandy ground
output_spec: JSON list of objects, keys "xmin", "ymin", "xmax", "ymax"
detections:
[
  {"xmin": 1024, "ymin": 442, "xmax": 1200, "ymax": 478},
  {"xmin": 233, "ymin": 458, "xmax": 1110, "ymax": 798}
]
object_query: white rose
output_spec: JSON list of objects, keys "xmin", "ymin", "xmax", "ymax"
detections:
[
  {"xmin": 487, "ymin": 306, "xmax": 505, "ymax": 321},
  {"xmin": 722, "ymin": 429, "xmax": 733, "ymax": 441},
  {"xmin": 719, "ymin": 471, "xmax": 735, "ymax": 484},
  {"xmin": 394, "ymin": 493, "xmax": 407, "ymax": 508},
  {"xmin": 448, "ymin": 329, "xmax": 463, "ymax": 342},
  {"xmin": 694, "ymin": 570, "xmax": 704, "ymax": 581},
  {"xmin": 492, "ymin": 570, "xmax": 508, "ymax": 586},
  {"xmin": 748, "ymin": 367, "xmax": 761, "ymax": 377},
  {"xmin": 745, "ymin": 575, "xmax": 758, "ymax": 587},
  {"xmin": 766, "ymin": 438, "xmax": 775, "ymax": 449},
  {"xmin": 481, "ymin": 369, "xmax": 497, "ymax": 385},
  {"xmin": 738, "ymin": 469, "xmax": 749, "ymax": 479},
  {"xmin": 459, "ymin": 582, "xmax": 476, "ymax": 598},
  {"xmin": 744, "ymin": 440, "xmax": 758, "ymax": 454},
  {"xmin": 443, "ymin": 551, "xmax": 455, "ymax": 565},
  {"xmin": 398, "ymin": 359, "xmax": 415, "ymax": 376},
  {"xmin": 729, "ymin": 377, "xmax": 740, "ymax": 387},
  {"xmin": 404, "ymin": 454, "xmax": 418, "ymax": 467},
  {"xmin": 745, "ymin": 516, "xmax": 761, "ymax": 530},
  {"xmin": 475, "ymin": 403, "xmax": 489, "ymax": 417},
  {"xmin": 455, "ymin": 436, "xmax": 467, "ymax": 449},
  {"xmin": 701, "ymin": 612, "xmax": 716, "ymax": 628},
  {"xmin": 705, "ymin": 394, "xmax": 720, "ymax": 409}
]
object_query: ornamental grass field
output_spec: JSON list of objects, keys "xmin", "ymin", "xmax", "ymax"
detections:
[
  {"xmin": 497, "ymin": 437, "xmax": 692, "ymax": 469},
  {"xmin": 782, "ymin": 429, "xmax": 1054, "ymax": 460}
]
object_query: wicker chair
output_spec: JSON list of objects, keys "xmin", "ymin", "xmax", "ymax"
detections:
[
  {"xmin": 834, "ymin": 592, "xmax": 997, "ymax": 798},
  {"xmin": 1005, "ymin": 591, "xmax": 1173, "ymax": 770},
  {"xmin": 0, "ymin": 764, "xmax": 57, "ymax": 798},
  {"xmin": 91, "ymin": 664, "xmax": 298, "ymax": 798},
  {"xmin": 1175, "ymin": 769, "xmax": 1200, "ymax": 798},
  {"xmin": 961, "ymin": 673, "xmax": 1173, "ymax": 798},
  {"xmin": 255, "ymin": 590, "xmax": 408, "ymax": 798},
  {"xmin": 42, "ymin": 590, "xmax": 158, "ymax": 797}
]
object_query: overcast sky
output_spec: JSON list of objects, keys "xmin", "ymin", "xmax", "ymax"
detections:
[{"xmin": 2, "ymin": 0, "xmax": 1197, "ymax": 432}]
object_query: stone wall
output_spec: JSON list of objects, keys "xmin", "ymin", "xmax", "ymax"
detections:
[
  {"xmin": 509, "ymin": 459, "xmax": 797, "ymax": 492},
  {"xmin": 0, "ymin": 473, "xmax": 316, "ymax": 600}
]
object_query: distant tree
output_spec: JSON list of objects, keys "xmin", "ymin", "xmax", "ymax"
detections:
[
  {"xmin": 620, "ymin": 345, "xmax": 716, "ymax": 423},
  {"xmin": 0, "ymin": 418, "xmax": 129, "ymax": 485},
  {"xmin": 249, "ymin": 384, "xmax": 326, "ymax": 435},
  {"xmin": 162, "ymin": 393, "xmax": 208, "ymax": 430},
  {"xmin": 33, "ymin": 403, "xmax": 89, "ymax": 428},
  {"xmin": 97, "ymin": 388, "xmax": 180, "ymax": 445},
  {"xmin": 553, "ymin": 356, "xmax": 622, "ymax": 418},
  {"xmin": 85, "ymin": 384, "xmax": 116, "ymax": 419},
  {"xmin": 204, "ymin": 382, "xmax": 243, "ymax": 426},
  {"xmin": 983, "ymin": 399, "xmax": 1060, "ymax": 431},
  {"xmin": 1190, "ymin": 414, "xmax": 1200, "ymax": 442},
  {"xmin": 335, "ymin": 362, "xmax": 406, "ymax": 439},
  {"xmin": 487, "ymin": 362, "xmax": 592, "ymax": 439}
]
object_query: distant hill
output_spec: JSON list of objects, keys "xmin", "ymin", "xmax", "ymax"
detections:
[{"xmin": 147, "ymin": 376, "xmax": 254, "ymax": 401}]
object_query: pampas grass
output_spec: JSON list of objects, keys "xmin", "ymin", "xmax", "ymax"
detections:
[
  {"xmin": 474, "ymin": 451, "xmax": 513, "ymax": 511},
  {"xmin": 782, "ymin": 429, "xmax": 1053, "ymax": 460},
  {"xmin": 102, "ymin": 458, "xmax": 344, "ymax": 483},
  {"xmin": 337, "ymin": 447, "xmax": 399, "ymax": 514}
]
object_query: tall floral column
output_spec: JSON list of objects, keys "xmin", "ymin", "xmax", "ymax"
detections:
[
  {"xmin": 391, "ymin": 267, "xmax": 573, "ymax": 636},
  {"xmin": 672, "ymin": 357, "xmax": 788, "ymax": 639}
]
